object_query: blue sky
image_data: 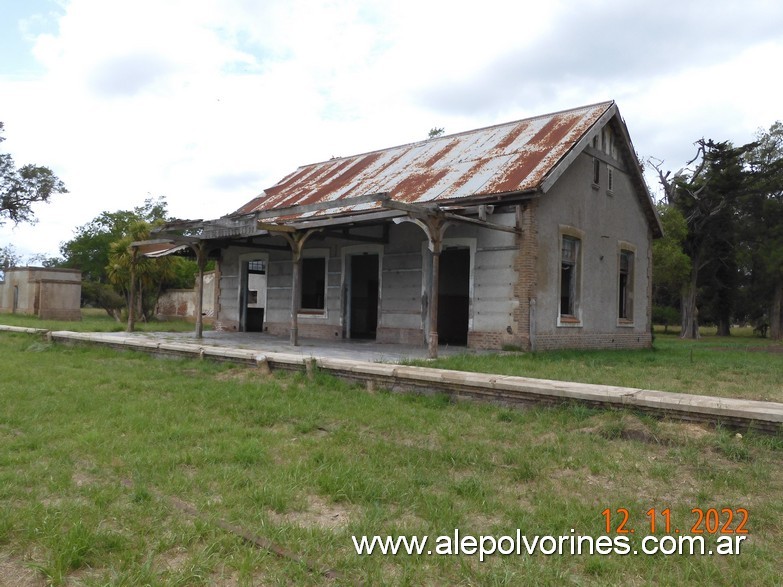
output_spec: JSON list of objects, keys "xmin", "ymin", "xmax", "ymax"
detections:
[
  {"xmin": 0, "ymin": 1, "xmax": 61, "ymax": 76},
  {"xmin": 2, "ymin": 0, "xmax": 783, "ymax": 259}
]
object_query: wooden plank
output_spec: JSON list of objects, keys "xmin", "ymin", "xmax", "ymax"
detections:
[
  {"xmin": 442, "ymin": 212, "xmax": 521, "ymax": 234},
  {"xmin": 254, "ymin": 192, "xmax": 391, "ymax": 220},
  {"xmin": 257, "ymin": 223, "xmax": 297, "ymax": 233}
]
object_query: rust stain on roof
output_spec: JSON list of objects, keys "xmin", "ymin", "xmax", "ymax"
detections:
[
  {"xmin": 234, "ymin": 195, "xmax": 266, "ymax": 215},
  {"xmin": 423, "ymin": 139, "xmax": 460, "ymax": 168},
  {"xmin": 394, "ymin": 168, "xmax": 450, "ymax": 203},
  {"xmin": 484, "ymin": 113, "xmax": 588, "ymax": 194},
  {"xmin": 234, "ymin": 101, "xmax": 615, "ymax": 220},
  {"xmin": 259, "ymin": 152, "xmax": 384, "ymax": 210},
  {"xmin": 492, "ymin": 120, "xmax": 533, "ymax": 153},
  {"xmin": 530, "ymin": 114, "xmax": 580, "ymax": 147},
  {"xmin": 316, "ymin": 152, "xmax": 384, "ymax": 201}
]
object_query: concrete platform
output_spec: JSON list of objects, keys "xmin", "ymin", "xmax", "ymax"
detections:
[
  {"xmin": 3, "ymin": 325, "xmax": 782, "ymax": 434},
  {"xmin": 91, "ymin": 329, "xmax": 488, "ymax": 363}
]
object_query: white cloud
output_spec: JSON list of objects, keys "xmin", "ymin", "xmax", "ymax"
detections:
[{"xmin": 1, "ymin": 0, "xmax": 782, "ymax": 259}]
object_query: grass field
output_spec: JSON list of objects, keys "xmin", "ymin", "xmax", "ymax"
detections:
[
  {"xmin": 0, "ymin": 331, "xmax": 782, "ymax": 585},
  {"xmin": 2, "ymin": 312, "xmax": 780, "ymax": 403},
  {"xmin": 418, "ymin": 328, "xmax": 783, "ymax": 403},
  {"xmin": 0, "ymin": 308, "xmax": 200, "ymax": 334}
]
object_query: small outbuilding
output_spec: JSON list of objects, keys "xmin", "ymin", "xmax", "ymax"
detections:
[
  {"xmin": 0, "ymin": 267, "xmax": 82, "ymax": 321},
  {"xmin": 143, "ymin": 101, "xmax": 662, "ymax": 356}
]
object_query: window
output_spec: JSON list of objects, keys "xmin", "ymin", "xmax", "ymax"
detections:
[
  {"xmin": 618, "ymin": 250, "xmax": 634, "ymax": 321},
  {"xmin": 248, "ymin": 260, "xmax": 266, "ymax": 274},
  {"xmin": 301, "ymin": 257, "xmax": 326, "ymax": 311},
  {"xmin": 604, "ymin": 128, "xmax": 613, "ymax": 154},
  {"xmin": 607, "ymin": 167, "xmax": 614, "ymax": 193},
  {"xmin": 560, "ymin": 236, "xmax": 580, "ymax": 319},
  {"xmin": 592, "ymin": 158, "xmax": 600, "ymax": 186}
]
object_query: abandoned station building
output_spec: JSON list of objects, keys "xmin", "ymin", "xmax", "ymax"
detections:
[{"xmin": 145, "ymin": 101, "xmax": 662, "ymax": 355}]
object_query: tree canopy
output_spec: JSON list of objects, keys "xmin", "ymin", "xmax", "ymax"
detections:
[
  {"xmin": 59, "ymin": 197, "xmax": 202, "ymax": 321},
  {"xmin": 652, "ymin": 123, "xmax": 783, "ymax": 339},
  {"xmin": 0, "ymin": 243, "xmax": 22, "ymax": 281},
  {"xmin": 0, "ymin": 122, "xmax": 67, "ymax": 226},
  {"xmin": 59, "ymin": 198, "xmax": 169, "ymax": 283}
]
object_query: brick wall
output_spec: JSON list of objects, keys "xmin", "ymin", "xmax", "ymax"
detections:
[
  {"xmin": 468, "ymin": 331, "xmax": 525, "ymax": 350},
  {"xmin": 535, "ymin": 331, "xmax": 652, "ymax": 351},
  {"xmin": 265, "ymin": 321, "xmax": 341, "ymax": 339},
  {"xmin": 509, "ymin": 201, "xmax": 539, "ymax": 352},
  {"xmin": 377, "ymin": 326, "xmax": 425, "ymax": 346}
]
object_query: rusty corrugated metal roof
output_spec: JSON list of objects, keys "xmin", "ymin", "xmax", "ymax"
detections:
[{"xmin": 234, "ymin": 101, "xmax": 616, "ymax": 221}]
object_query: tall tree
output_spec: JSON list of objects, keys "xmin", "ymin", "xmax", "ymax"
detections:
[
  {"xmin": 651, "ymin": 203, "xmax": 690, "ymax": 326},
  {"xmin": 0, "ymin": 244, "xmax": 22, "ymax": 280},
  {"xmin": 59, "ymin": 197, "xmax": 199, "ymax": 320},
  {"xmin": 742, "ymin": 122, "xmax": 783, "ymax": 339},
  {"xmin": 60, "ymin": 197, "xmax": 169, "ymax": 282},
  {"xmin": 0, "ymin": 122, "xmax": 67, "ymax": 225},
  {"xmin": 106, "ymin": 221, "xmax": 179, "ymax": 322},
  {"xmin": 653, "ymin": 140, "xmax": 751, "ymax": 338}
]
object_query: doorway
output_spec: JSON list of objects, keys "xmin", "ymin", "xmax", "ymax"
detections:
[
  {"xmin": 437, "ymin": 247, "xmax": 470, "ymax": 345},
  {"xmin": 242, "ymin": 259, "xmax": 267, "ymax": 332},
  {"xmin": 349, "ymin": 254, "xmax": 379, "ymax": 339}
]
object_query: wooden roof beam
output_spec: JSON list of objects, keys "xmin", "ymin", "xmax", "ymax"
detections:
[
  {"xmin": 254, "ymin": 192, "xmax": 391, "ymax": 220},
  {"xmin": 441, "ymin": 212, "xmax": 521, "ymax": 235}
]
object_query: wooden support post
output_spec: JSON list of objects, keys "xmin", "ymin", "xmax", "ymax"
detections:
[
  {"xmin": 194, "ymin": 243, "xmax": 206, "ymax": 340},
  {"xmin": 281, "ymin": 229, "xmax": 320, "ymax": 347},
  {"xmin": 127, "ymin": 246, "xmax": 138, "ymax": 333},
  {"xmin": 392, "ymin": 213, "xmax": 450, "ymax": 359},
  {"xmin": 428, "ymin": 244, "xmax": 441, "ymax": 359},
  {"xmin": 290, "ymin": 251, "xmax": 302, "ymax": 346},
  {"xmin": 426, "ymin": 217, "xmax": 447, "ymax": 359}
]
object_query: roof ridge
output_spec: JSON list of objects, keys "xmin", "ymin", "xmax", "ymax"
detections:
[{"xmin": 299, "ymin": 100, "xmax": 616, "ymax": 168}]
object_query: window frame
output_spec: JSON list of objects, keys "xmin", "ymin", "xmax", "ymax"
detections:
[
  {"xmin": 247, "ymin": 260, "xmax": 266, "ymax": 274},
  {"xmin": 299, "ymin": 250, "xmax": 329, "ymax": 315},
  {"xmin": 557, "ymin": 227, "xmax": 584, "ymax": 327},
  {"xmin": 617, "ymin": 243, "xmax": 636, "ymax": 326}
]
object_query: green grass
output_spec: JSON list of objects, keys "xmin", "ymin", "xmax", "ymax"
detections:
[
  {"xmin": 418, "ymin": 327, "xmax": 783, "ymax": 402},
  {"xmin": 0, "ymin": 331, "xmax": 781, "ymax": 585},
  {"xmin": 0, "ymin": 308, "xmax": 202, "ymax": 333}
]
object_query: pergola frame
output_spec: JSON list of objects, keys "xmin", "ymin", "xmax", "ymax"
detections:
[{"xmin": 130, "ymin": 193, "xmax": 528, "ymax": 356}]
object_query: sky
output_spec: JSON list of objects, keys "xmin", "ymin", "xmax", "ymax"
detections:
[{"xmin": 1, "ymin": 0, "xmax": 782, "ymax": 260}]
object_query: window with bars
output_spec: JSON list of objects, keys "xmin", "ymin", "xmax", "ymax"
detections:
[{"xmin": 248, "ymin": 260, "xmax": 266, "ymax": 274}]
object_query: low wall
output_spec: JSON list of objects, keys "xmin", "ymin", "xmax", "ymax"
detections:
[
  {"xmin": 155, "ymin": 271, "xmax": 215, "ymax": 322},
  {"xmin": 6, "ymin": 327, "xmax": 778, "ymax": 435}
]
